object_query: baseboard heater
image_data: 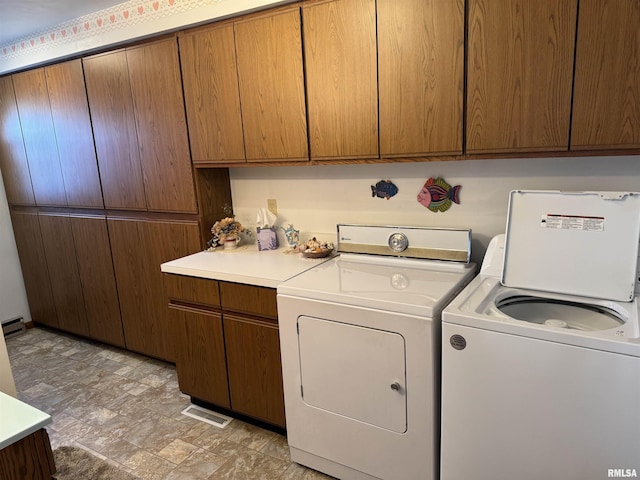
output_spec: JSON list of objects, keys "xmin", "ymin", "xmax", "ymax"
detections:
[{"xmin": 2, "ymin": 317, "xmax": 25, "ymax": 337}]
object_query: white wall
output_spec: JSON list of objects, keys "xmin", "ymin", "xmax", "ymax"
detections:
[
  {"xmin": 230, "ymin": 155, "xmax": 640, "ymax": 264},
  {"xmin": 0, "ymin": 169, "xmax": 31, "ymax": 324}
]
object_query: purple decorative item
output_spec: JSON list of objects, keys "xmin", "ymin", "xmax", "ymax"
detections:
[
  {"xmin": 257, "ymin": 227, "xmax": 278, "ymax": 251},
  {"xmin": 417, "ymin": 177, "xmax": 461, "ymax": 212}
]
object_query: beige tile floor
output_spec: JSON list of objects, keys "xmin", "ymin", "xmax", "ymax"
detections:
[{"xmin": 6, "ymin": 327, "xmax": 334, "ymax": 480}]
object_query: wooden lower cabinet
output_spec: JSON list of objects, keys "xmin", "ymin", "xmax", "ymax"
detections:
[
  {"xmin": 37, "ymin": 213, "xmax": 89, "ymax": 337},
  {"xmin": 171, "ymin": 305, "xmax": 230, "ymax": 408},
  {"xmin": 10, "ymin": 210, "xmax": 125, "ymax": 343},
  {"xmin": 223, "ymin": 313, "xmax": 286, "ymax": 427},
  {"xmin": 70, "ymin": 215, "xmax": 125, "ymax": 347},
  {"xmin": 0, "ymin": 428, "xmax": 56, "ymax": 480},
  {"xmin": 9, "ymin": 210, "xmax": 58, "ymax": 328},
  {"xmin": 110, "ymin": 219, "xmax": 201, "ymax": 362},
  {"xmin": 166, "ymin": 274, "xmax": 286, "ymax": 428}
]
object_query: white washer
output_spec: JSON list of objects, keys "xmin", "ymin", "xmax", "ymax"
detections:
[
  {"xmin": 278, "ymin": 225, "xmax": 476, "ymax": 480},
  {"xmin": 441, "ymin": 190, "xmax": 640, "ymax": 480}
]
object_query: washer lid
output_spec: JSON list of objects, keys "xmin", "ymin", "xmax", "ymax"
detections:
[{"xmin": 502, "ymin": 190, "xmax": 640, "ymax": 301}]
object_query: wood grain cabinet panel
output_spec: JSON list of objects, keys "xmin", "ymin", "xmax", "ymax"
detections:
[
  {"xmin": 170, "ymin": 305, "xmax": 230, "ymax": 408},
  {"xmin": 70, "ymin": 215, "xmax": 125, "ymax": 347},
  {"xmin": 164, "ymin": 274, "xmax": 221, "ymax": 308},
  {"xmin": 219, "ymin": 282, "xmax": 277, "ymax": 319},
  {"xmin": 9, "ymin": 210, "xmax": 58, "ymax": 328},
  {"xmin": 224, "ymin": 313, "xmax": 286, "ymax": 427},
  {"xmin": 572, "ymin": 0, "xmax": 640, "ymax": 150},
  {"xmin": 0, "ymin": 76, "xmax": 34, "ymax": 206},
  {"xmin": 12, "ymin": 69, "xmax": 67, "ymax": 206},
  {"xmin": 126, "ymin": 39, "xmax": 197, "ymax": 213},
  {"xmin": 303, "ymin": 0, "xmax": 378, "ymax": 160},
  {"xmin": 38, "ymin": 213, "xmax": 89, "ymax": 337},
  {"xmin": 378, "ymin": 0, "xmax": 464, "ymax": 157},
  {"xmin": 83, "ymin": 51, "xmax": 147, "ymax": 211},
  {"xmin": 0, "ymin": 428, "xmax": 56, "ymax": 480},
  {"xmin": 45, "ymin": 60, "xmax": 103, "ymax": 208},
  {"xmin": 235, "ymin": 8, "xmax": 308, "ymax": 162},
  {"xmin": 466, "ymin": 0, "xmax": 576, "ymax": 153},
  {"xmin": 109, "ymin": 218, "xmax": 200, "ymax": 361},
  {"xmin": 180, "ymin": 24, "xmax": 246, "ymax": 164}
]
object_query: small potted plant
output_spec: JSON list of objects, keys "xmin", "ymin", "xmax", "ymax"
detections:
[{"xmin": 207, "ymin": 217, "xmax": 245, "ymax": 250}]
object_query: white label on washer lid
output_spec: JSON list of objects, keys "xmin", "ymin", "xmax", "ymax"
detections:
[{"xmin": 540, "ymin": 214, "xmax": 605, "ymax": 231}]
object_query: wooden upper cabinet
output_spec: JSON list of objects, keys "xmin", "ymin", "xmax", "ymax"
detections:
[
  {"xmin": 126, "ymin": 38, "xmax": 197, "ymax": 213},
  {"xmin": 235, "ymin": 8, "xmax": 308, "ymax": 162},
  {"xmin": 572, "ymin": 0, "xmax": 640, "ymax": 150},
  {"xmin": 466, "ymin": 0, "xmax": 577, "ymax": 154},
  {"xmin": 378, "ymin": 0, "xmax": 464, "ymax": 157},
  {"xmin": 84, "ymin": 51, "xmax": 147, "ymax": 211},
  {"xmin": 12, "ymin": 69, "xmax": 67, "ymax": 206},
  {"xmin": 45, "ymin": 60, "xmax": 103, "ymax": 208},
  {"xmin": 303, "ymin": 0, "xmax": 378, "ymax": 160},
  {"xmin": 0, "ymin": 76, "xmax": 34, "ymax": 205},
  {"xmin": 180, "ymin": 24, "xmax": 246, "ymax": 164}
]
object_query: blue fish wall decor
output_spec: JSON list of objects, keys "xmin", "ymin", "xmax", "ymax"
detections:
[
  {"xmin": 371, "ymin": 180, "xmax": 399, "ymax": 200},
  {"xmin": 417, "ymin": 177, "xmax": 461, "ymax": 212}
]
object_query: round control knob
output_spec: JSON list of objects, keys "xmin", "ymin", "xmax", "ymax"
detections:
[{"xmin": 388, "ymin": 233, "xmax": 409, "ymax": 253}]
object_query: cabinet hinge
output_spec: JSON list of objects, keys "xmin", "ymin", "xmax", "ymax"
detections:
[
  {"xmin": 300, "ymin": 384, "xmax": 303, "ymax": 397},
  {"xmin": 296, "ymin": 322, "xmax": 300, "ymax": 335}
]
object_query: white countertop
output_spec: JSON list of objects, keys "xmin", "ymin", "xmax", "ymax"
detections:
[
  {"xmin": 0, "ymin": 391, "xmax": 51, "ymax": 450},
  {"xmin": 160, "ymin": 245, "xmax": 333, "ymax": 288}
]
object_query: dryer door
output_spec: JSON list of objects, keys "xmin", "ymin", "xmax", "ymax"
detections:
[{"xmin": 297, "ymin": 316, "xmax": 407, "ymax": 433}]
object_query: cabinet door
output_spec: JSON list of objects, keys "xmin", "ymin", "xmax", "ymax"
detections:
[
  {"xmin": 170, "ymin": 305, "xmax": 230, "ymax": 408},
  {"xmin": 466, "ymin": 0, "xmax": 576, "ymax": 153},
  {"xmin": 38, "ymin": 213, "xmax": 88, "ymax": 336},
  {"xmin": 572, "ymin": 0, "xmax": 640, "ymax": 150},
  {"xmin": 378, "ymin": 0, "xmax": 464, "ymax": 157},
  {"xmin": 0, "ymin": 77, "xmax": 34, "ymax": 206},
  {"xmin": 109, "ymin": 218, "xmax": 200, "ymax": 361},
  {"xmin": 224, "ymin": 314, "xmax": 286, "ymax": 427},
  {"xmin": 9, "ymin": 210, "xmax": 57, "ymax": 328},
  {"xmin": 180, "ymin": 24, "xmax": 246, "ymax": 164},
  {"xmin": 235, "ymin": 9, "xmax": 308, "ymax": 162},
  {"xmin": 45, "ymin": 60, "xmax": 103, "ymax": 208},
  {"xmin": 303, "ymin": 0, "xmax": 378, "ymax": 160},
  {"xmin": 12, "ymin": 69, "xmax": 66, "ymax": 206},
  {"xmin": 126, "ymin": 39, "xmax": 197, "ymax": 213},
  {"xmin": 83, "ymin": 51, "xmax": 147, "ymax": 211},
  {"xmin": 70, "ymin": 215, "xmax": 125, "ymax": 347}
]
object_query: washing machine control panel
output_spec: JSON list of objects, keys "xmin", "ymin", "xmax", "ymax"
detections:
[{"xmin": 388, "ymin": 233, "xmax": 409, "ymax": 253}]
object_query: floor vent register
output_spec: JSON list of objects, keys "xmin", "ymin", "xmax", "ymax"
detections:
[{"xmin": 181, "ymin": 404, "xmax": 233, "ymax": 428}]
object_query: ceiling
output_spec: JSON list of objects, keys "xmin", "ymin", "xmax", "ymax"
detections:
[{"xmin": 0, "ymin": 0, "xmax": 124, "ymax": 45}]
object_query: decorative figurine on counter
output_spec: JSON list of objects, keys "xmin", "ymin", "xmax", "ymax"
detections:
[
  {"xmin": 279, "ymin": 224, "xmax": 300, "ymax": 250},
  {"xmin": 417, "ymin": 177, "xmax": 461, "ymax": 213},
  {"xmin": 371, "ymin": 179, "xmax": 399, "ymax": 200}
]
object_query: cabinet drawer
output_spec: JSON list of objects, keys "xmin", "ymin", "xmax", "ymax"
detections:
[
  {"xmin": 164, "ymin": 274, "xmax": 220, "ymax": 308},
  {"xmin": 219, "ymin": 282, "xmax": 277, "ymax": 320}
]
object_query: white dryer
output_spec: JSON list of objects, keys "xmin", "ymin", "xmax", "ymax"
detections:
[
  {"xmin": 441, "ymin": 191, "xmax": 640, "ymax": 480},
  {"xmin": 278, "ymin": 225, "xmax": 476, "ymax": 480}
]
